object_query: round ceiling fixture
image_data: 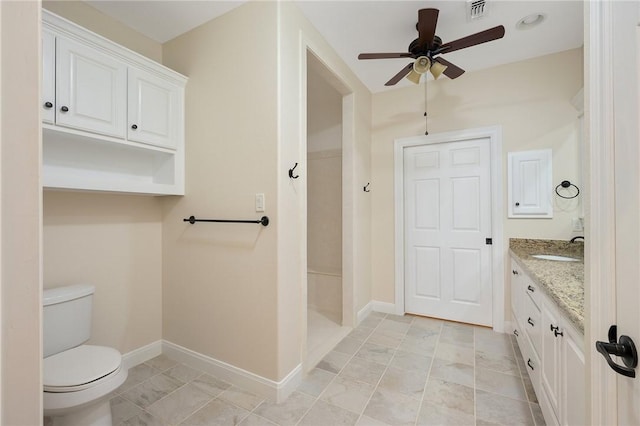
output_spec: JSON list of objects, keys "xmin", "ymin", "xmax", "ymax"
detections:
[{"xmin": 516, "ymin": 13, "xmax": 545, "ymax": 30}]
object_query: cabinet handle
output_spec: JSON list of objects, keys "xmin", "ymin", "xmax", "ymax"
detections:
[
  {"xmin": 44, "ymin": 101, "xmax": 53, "ymax": 109},
  {"xmin": 515, "ymin": 202, "xmax": 520, "ymax": 206},
  {"xmin": 527, "ymin": 285, "xmax": 535, "ymax": 293},
  {"xmin": 514, "ymin": 329, "xmax": 519, "ymax": 336},
  {"xmin": 527, "ymin": 317, "xmax": 535, "ymax": 327},
  {"xmin": 512, "ymin": 270, "xmax": 519, "ymax": 275},
  {"xmin": 131, "ymin": 124, "xmax": 138, "ymax": 130},
  {"xmin": 527, "ymin": 359, "xmax": 534, "ymax": 370},
  {"xmin": 550, "ymin": 324, "xmax": 559, "ymax": 332},
  {"xmin": 60, "ymin": 106, "xmax": 69, "ymax": 112},
  {"xmin": 554, "ymin": 329, "xmax": 564, "ymax": 337}
]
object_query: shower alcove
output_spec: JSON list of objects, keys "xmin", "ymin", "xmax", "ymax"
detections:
[{"xmin": 304, "ymin": 51, "xmax": 352, "ymax": 369}]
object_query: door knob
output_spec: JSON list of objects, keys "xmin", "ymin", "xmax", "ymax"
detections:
[{"xmin": 596, "ymin": 325, "xmax": 638, "ymax": 378}]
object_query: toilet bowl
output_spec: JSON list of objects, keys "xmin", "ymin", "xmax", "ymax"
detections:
[{"xmin": 43, "ymin": 285, "xmax": 128, "ymax": 426}]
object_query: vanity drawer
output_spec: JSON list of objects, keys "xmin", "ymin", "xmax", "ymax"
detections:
[
  {"xmin": 523, "ymin": 292, "xmax": 542, "ymax": 357},
  {"xmin": 521, "ymin": 272, "xmax": 541, "ymax": 309},
  {"xmin": 518, "ymin": 321, "xmax": 542, "ymax": 393}
]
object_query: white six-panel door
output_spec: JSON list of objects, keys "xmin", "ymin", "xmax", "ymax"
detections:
[{"xmin": 404, "ymin": 138, "xmax": 493, "ymax": 326}]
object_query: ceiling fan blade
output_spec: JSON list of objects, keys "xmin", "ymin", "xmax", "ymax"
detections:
[
  {"xmin": 434, "ymin": 57, "xmax": 465, "ymax": 79},
  {"xmin": 385, "ymin": 63, "xmax": 414, "ymax": 86},
  {"xmin": 417, "ymin": 8, "xmax": 439, "ymax": 49},
  {"xmin": 358, "ymin": 53, "xmax": 414, "ymax": 60},
  {"xmin": 438, "ymin": 25, "xmax": 505, "ymax": 54}
]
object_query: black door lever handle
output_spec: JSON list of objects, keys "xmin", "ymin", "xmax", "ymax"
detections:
[{"xmin": 595, "ymin": 325, "xmax": 638, "ymax": 378}]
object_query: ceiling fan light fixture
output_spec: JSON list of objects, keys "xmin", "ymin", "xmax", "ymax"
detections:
[
  {"xmin": 406, "ymin": 69, "xmax": 423, "ymax": 84},
  {"xmin": 413, "ymin": 56, "xmax": 431, "ymax": 74},
  {"xmin": 429, "ymin": 61, "xmax": 447, "ymax": 80},
  {"xmin": 516, "ymin": 13, "xmax": 545, "ymax": 30}
]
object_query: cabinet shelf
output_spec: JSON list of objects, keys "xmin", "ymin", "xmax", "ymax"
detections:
[{"xmin": 43, "ymin": 128, "xmax": 183, "ymax": 195}]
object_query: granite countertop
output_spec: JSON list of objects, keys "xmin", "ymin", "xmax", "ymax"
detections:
[{"xmin": 509, "ymin": 238, "xmax": 584, "ymax": 334}]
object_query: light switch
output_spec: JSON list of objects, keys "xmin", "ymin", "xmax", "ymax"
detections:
[{"xmin": 255, "ymin": 193, "xmax": 265, "ymax": 212}]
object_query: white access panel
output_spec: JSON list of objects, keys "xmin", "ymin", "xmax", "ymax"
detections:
[
  {"xmin": 508, "ymin": 149, "xmax": 553, "ymax": 218},
  {"xmin": 55, "ymin": 36, "xmax": 127, "ymax": 138}
]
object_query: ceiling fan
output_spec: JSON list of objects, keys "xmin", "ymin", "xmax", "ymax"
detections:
[{"xmin": 358, "ymin": 8, "xmax": 505, "ymax": 86}]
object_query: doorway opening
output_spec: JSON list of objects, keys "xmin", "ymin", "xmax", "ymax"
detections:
[{"xmin": 304, "ymin": 50, "xmax": 354, "ymax": 370}]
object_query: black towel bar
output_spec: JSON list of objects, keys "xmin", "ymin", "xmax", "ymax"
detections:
[{"xmin": 183, "ymin": 216, "xmax": 269, "ymax": 227}]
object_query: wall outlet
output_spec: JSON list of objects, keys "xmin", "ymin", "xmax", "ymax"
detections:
[
  {"xmin": 255, "ymin": 193, "xmax": 265, "ymax": 212},
  {"xmin": 572, "ymin": 217, "xmax": 584, "ymax": 232}
]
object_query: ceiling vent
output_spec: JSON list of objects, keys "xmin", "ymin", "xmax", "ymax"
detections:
[{"xmin": 467, "ymin": 0, "xmax": 487, "ymax": 20}]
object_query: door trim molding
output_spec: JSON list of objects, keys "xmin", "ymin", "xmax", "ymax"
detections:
[
  {"xmin": 585, "ymin": 1, "xmax": 618, "ymax": 424},
  {"xmin": 393, "ymin": 126, "xmax": 504, "ymax": 331}
]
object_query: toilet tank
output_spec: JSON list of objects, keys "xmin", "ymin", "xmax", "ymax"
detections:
[{"xmin": 43, "ymin": 284, "xmax": 95, "ymax": 358}]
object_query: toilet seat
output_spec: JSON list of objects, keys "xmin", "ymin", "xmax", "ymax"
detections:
[{"xmin": 44, "ymin": 345, "xmax": 122, "ymax": 393}]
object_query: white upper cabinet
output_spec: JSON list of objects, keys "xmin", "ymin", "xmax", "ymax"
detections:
[
  {"xmin": 127, "ymin": 68, "xmax": 183, "ymax": 149},
  {"xmin": 42, "ymin": 10, "xmax": 187, "ymax": 196},
  {"xmin": 508, "ymin": 149, "xmax": 553, "ymax": 218},
  {"xmin": 42, "ymin": 30, "xmax": 56, "ymax": 124},
  {"xmin": 55, "ymin": 36, "xmax": 127, "ymax": 138}
]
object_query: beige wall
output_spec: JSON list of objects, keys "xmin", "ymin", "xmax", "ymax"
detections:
[
  {"xmin": 371, "ymin": 49, "xmax": 584, "ymax": 311},
  {"xmin": 41, "ymin": 3, "xmax": 165, "ymax": 354},
  {"xmin": 1, "ymin": 1, "xmax": 42, "ymax": 423},
  {"xmin": 43, "ymin": 0, "xmax": 162, "ymax": 62},
  {"xmin": 43, "ymin": 193, "xmax": 163, "ymax": 353},
  {"xmin": 161, "ymin": 2, "xmax": 280, "ymax": 380},
  {"xmin": 161, "ymin": 1, "xmax": 372, "ymax": 382}
]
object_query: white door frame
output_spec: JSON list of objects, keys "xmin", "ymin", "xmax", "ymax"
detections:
[
  {"xmin": 394, "ymin": 126, "xmax": 505, "ymax": 332},
  {"xmin": 586, "ymin": 1, "xmax": 620, "ymax": 424}
]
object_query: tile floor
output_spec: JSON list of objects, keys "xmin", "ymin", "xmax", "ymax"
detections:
[{"xmin": 108, "ymin": 312, "xmax": 546, "ymax": 425}]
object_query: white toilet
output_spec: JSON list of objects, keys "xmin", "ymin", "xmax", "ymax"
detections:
[{"xmin": 43, "ymin": 284, "xmax": 127, "ymax": 426}]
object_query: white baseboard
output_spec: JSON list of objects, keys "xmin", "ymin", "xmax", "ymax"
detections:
[
  {"xmin": 162, "ymin": 340, "xmax": 302, "ymax": 403},
  {"xmin": 372, "ymin": 301, "xmax": 397, "ymax": 315},
  {"xmin": 356, "ymin": 302, "xmax": 373, "ymax": 325},
  {"xmin": 122, "ymin": 340, "xmax": 163, "ymax": 370}
]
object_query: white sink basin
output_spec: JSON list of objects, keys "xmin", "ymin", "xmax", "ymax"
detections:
[{"xmin": 532, "ymin": 254, "xmax": 580, "ymax": 262}]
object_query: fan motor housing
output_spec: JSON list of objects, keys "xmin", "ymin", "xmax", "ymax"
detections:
[{"xmin": 409, "ymin": 35, "xmax": 442, "ymax": 55}]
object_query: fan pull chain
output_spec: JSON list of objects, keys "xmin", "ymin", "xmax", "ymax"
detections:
[{"xmin": 424, "ymin": 80, "xmax": 429, "ymax": 135}]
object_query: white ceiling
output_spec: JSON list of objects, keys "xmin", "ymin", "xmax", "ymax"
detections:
[{"xmin": 85, "ymin": 0, "xmax": 583, "ymax": 93}]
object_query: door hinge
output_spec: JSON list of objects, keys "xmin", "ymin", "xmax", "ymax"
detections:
[{"xmin": 486, "ymin": 238, "xmax": 492, "ymax": 245}]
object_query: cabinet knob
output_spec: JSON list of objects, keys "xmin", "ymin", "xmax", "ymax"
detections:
[
  {"xmin": 512, "ymin": 270, "xmax": 519, "ymax": 275},
  {"xmin": 515, "ymin": 202, "xmax": 520, "ymax": 206},
  {"xmin": 131, "ymin": 124, "xmax": 138, "ymax": 130},
  {"xmin": 527, "ymin": 285, "xmax": 535, "ymax": 293},
  {"xmin": 60, "ymin": 106, "xmax": 69, "ymax": 112},
  {"xmin": 44, "ymin": 101, "xmax": 53, "ymax": 109}
]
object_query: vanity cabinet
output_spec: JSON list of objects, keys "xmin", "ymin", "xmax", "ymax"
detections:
[
  {"xmin": 42, "ymin": 11, "xmax": 187, "ymax": 195},
  {"xmin": 511, "ymin": 256, "xmax": 585, "ymax": 426}
]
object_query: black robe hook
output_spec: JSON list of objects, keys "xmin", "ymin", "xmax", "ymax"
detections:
[{"xmin": 289, "ymin": 163, "xmax": 299, "ymax": 179}]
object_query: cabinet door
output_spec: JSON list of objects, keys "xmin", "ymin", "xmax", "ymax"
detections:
[
  {"xmin": 56, "ymin": 36, "xmax": 127, "ymax": 138},
  {"xmin": 127, "ymin": 68, "xmax": 182, "ymax": 149},
  {"xmin": 541, "ymin": 300, "xmax": 562, "ymax": 419},
  {"xmin": 508, "ymin": 149, "xmax": 553, "ymax": 218},
  {"xmin": 561, "ymin": 326, "xmax": 585, "ymax": 426},
  {"xmin": 42, "ymin": 30, "xmax": 56, "ymax": 124}
]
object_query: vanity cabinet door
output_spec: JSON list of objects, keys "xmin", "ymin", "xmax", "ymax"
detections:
[
  {"xmin": 541, "ymin": 300, "xmax": 562, "ymax": 418},
  {"xmin": 55, "ymin": 36, "xmax": 127, "ymax": 138},
  {"xmin": 561, "ymin": 324, "xmax": 585, "ymax": 426},
  {"xmin": 127, "ymin": 67, "xmax": 182, "ymax": 149}
]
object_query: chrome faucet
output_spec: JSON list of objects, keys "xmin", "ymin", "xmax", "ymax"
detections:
[{"xmin": 570, "ymin": 236, "xmax": 584, "ymax": 243}]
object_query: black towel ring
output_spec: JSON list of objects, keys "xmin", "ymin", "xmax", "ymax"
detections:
[{"xmin": 555, "ymin": 180, "xmax": 580, "ymax": 199}]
